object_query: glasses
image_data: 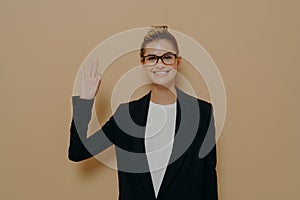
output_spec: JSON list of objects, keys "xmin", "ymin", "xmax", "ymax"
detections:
[{"xmin": 141, "ymin": 52, "xmax": 178, "ymax": 66}]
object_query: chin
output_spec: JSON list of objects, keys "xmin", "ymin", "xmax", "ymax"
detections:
[{"xmin": 151, "ymin": 79, "xmax": 175, "ymax": 88}]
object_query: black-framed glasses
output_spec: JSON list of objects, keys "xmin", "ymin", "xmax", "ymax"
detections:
[{"xmin": 141, "ymin": 52, "xmax": 178, "ymax": 66}]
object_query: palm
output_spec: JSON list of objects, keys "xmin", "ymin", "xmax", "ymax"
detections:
[{"xmin": 80, "ymin": 60, "xmax": 102, "ymax": 99}]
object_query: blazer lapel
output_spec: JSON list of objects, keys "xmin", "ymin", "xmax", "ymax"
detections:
[
  {"xmin": 131, "ymin": 88, "xmax": 198, "ymax": 199},
  {"xmin": 131, "ymin": 91, "xmax": 157, "ymax": 200},
  {"xmin": 156, "ymin": 89, "xmax": 188, "ymax": 198}
]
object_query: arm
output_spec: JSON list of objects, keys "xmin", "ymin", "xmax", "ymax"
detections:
[
  {"xmin": 202, "ymin": 144, "xmax": 218, "ymax": 200},
  {"xmin": 68, "ymin": 59, "xmax": 114, "ymax": 162},
  {"xmin": 68, "ymin": 96, "xmax": 115, "ymax": 162},
  {"xmin": 199, "ymin": 104, "xmax": 218, "ymax": 199}
]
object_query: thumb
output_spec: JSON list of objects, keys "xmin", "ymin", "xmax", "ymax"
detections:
[{"xmin": 96, "ymin": 72, "xmax": 102, "ymax": 80}]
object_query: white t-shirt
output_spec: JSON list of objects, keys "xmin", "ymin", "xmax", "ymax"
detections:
[{"xmin": 145, "ymin": 101, "xmax": 177, "ymax": 197}]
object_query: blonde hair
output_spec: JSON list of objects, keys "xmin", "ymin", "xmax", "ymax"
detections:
[{"xmin": 140, "ymin": 25, "xmax": 179, "ymax": 57}]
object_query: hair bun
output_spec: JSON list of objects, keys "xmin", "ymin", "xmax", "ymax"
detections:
[
  {"xmin": 150, "ymin": 25, "xmax": 168, "ymax": 29},
  {"xmin": 140, "ymin": 24, "xmax": 179, "ymax": 56}
]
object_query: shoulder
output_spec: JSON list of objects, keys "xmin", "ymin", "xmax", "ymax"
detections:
[
  {"xmin": 113, "ymin": 91, "xmax": 150, "ymax": 115},
  {"xmin": 177, "ymin": 88, "xmax": 212, "ymax": 114}
]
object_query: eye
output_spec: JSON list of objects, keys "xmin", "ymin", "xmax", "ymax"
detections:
[
  {"xmin": 163, "ymin": 55, "xmax": 172, "ymax": 60},
  {"xmin": 145, "ymin": 56, "xmax": 157, "ymax": 62},
  {"xmin": 163, "ymin": 53, "xmax": 175, "ymax": 60}
]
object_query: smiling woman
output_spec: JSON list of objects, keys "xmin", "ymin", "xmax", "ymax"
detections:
[
  {"xmin": 68, "ymin": 25, "xmax": 218, "ymax": 200},
  {"xmin": 140, "ymin": 26, "xmax": 181, "ymax": 97},
  {"xmin": 140, "ymin": 38, "xmax": 180, "ymax": 103}
]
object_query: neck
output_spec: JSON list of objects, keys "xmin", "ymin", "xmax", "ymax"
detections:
[{"xmin": 150, "ymin": 84, "xmax": 177, "ymax": 105}]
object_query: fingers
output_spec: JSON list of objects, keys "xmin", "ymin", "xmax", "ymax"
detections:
[
  {"xmin": 82, "ymin": 59, "xmax": 102, "ymax": 79},
  {"xmin": 94, "ymin": 59, "xmax": 102, "ymax": 80},
  {"xmin": 90, "ymin": 60, "xmax": 97, "ymax": 77},
  {"xmin": 91, "ymin": 59, "xmax": 102, "ymax": 79}
]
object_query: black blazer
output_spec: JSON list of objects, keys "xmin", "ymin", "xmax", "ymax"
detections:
[{"xmin": 69, "ymin": 88, "xmax": 218, "ymax": 200}]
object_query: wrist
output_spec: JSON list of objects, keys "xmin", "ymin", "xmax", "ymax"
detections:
[{"xmin": 80, "ymin": 95, "xmax": 95, "ymax": 100}]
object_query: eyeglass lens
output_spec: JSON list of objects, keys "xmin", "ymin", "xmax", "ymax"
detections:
[{"xmin": 143, "ymin": 53, "xmax": 177, "ymax": 66}]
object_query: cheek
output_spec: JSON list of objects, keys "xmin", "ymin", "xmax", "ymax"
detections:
[
  {"xmin": 143, "ymin": 66, "xmax": 155, "ymax": 78},
  {"xmin": 170, "ymin": 65, "xmax": 178, "ymax": 72}
]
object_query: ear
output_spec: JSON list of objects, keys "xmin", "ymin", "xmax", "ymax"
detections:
[{"xmin": 177, "ymin": 56, "xmax": 182, "ymax": 66}]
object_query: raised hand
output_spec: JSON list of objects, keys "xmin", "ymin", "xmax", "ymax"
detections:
[{"xmin": 80, "ymin": 59, "xmax": 102, "ymax": 99}]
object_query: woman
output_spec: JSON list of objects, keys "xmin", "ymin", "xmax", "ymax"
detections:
[{"xmin": 69, "ymin": 26, "xmax": 218, "ymax": 200}]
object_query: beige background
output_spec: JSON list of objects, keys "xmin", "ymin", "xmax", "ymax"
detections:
[{"xmin": 1, "ymin": 0, "xmax": 299, "ymax": 199}]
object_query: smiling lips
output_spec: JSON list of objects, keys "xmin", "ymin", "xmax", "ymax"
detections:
[{"xmin": 152, "ymin": 70, "xmax": 170, "ymax": 75}]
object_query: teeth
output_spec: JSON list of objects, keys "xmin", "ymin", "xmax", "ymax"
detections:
[{"xmin": 153, "ymin": 71, "xmax": 168, "ymax": 75}]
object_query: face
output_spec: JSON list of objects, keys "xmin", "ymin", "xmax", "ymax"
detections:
[{"xmin": 141, "ymin": 39, "xmax": 181, "ymax": 88}]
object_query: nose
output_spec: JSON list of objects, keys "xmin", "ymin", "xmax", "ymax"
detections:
[{"xmin": 155, "ymin": 58, "xmax": 166, "ymax": 69}]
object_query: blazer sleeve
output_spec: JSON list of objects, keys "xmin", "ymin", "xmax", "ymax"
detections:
[
  {"xmin": 68, "ymin": 96, "xmax": 116, "ymax": 162},
  {"xmin": 200, "ymin": 104, "xmax": 218, "ymax": 199},
  {"xmin": 202, "ymin": 145, "xmax": 218, "ymax": 199}
]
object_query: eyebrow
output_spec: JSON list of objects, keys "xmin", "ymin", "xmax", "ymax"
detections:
[
  {"xmin": 143, "ymin": 54, "xmax": 158, "ymax": 57},
  {"xmin": 143, "ymin": 52, "xmax": 175, "ymax": 57}
]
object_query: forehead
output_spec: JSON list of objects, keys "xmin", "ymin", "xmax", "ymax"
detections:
[{"xmin": 143, "ymin": 39, "xmax": 177, "ymax": 55}]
